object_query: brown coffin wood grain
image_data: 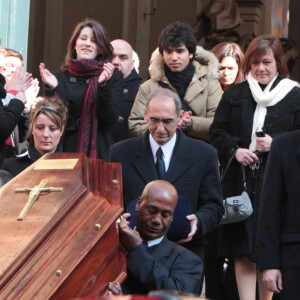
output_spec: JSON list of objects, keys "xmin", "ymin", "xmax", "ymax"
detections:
[{"xmin": 0, "ymin": 153, "xmax": 126, "ymax": 299}]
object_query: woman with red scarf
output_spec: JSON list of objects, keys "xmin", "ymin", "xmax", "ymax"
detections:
[{"xmin": 39, "ymin": 18, "xmax": 123, "ymax": 160}]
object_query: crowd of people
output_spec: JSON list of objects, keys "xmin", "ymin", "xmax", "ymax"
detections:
[{"xmin": 0, "ymin": 18, "xmax": 299, "ymax": 300}]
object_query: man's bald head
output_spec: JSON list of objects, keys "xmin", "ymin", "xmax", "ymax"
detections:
[
  {"xmin": 140, "ymin": 180, "xmax": 178, "ymax": 207},
  {"xmin": 135, "ymin": 180, "xmax": 178, "ymax": 240},
  {"xmin": 111, "ymin": 39, "xmax": 134, "ymax": 78}
]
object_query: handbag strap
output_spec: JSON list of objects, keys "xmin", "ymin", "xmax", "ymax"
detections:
[{"xmin": 221, "ymin": 151, "xmax": 247, "ymax": 188}]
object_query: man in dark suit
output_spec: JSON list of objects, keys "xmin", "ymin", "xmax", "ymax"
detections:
[
  {"xmin": 110, "ymin": 88, "xmax": 223, "ymax": 258},
  {"xmin": 259, "ymin": 130, "xmax": 300, "ymax": 300},
  {"xmin": 111, "ymin": 39, "xmax": 143, "ymax": 142},
  {"xmin": 108, "ymin": 180, "xmax": 202, "ymax": 295}
]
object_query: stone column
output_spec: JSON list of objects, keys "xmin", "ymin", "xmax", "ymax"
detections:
[{"xmin": 236, "ymin": 0, "xmax": 265, "ymax": 36}]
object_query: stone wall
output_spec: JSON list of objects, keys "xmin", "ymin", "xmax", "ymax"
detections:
[{"xmin": 27, "ymin": 0, "xmax": 300, "ymax": 81}]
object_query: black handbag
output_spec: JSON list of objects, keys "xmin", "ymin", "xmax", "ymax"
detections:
[{"xmin": 220, "ymin": 153, "xmax": 253, "ymax": 225}]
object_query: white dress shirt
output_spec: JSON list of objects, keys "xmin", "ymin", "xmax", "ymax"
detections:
[{"xmin": 149, "ymin": 133, "xmax": 177, "ymax": 172}]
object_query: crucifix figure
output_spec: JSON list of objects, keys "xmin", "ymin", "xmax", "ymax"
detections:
[{"xmin": 15, "ymin": 178, "xmax": 63, "ymax": 221}]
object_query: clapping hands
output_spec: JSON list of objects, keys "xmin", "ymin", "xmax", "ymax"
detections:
[
  {"xmin": 6, "ymin": 66, "xmax": 33, "ymax": 104},
  {"xmin": 39, "ymin": 63, "xmax": 58, "ymax": 89},
  {"xmin": 178, "ymin": 110, "xmax": 192, "ymax": 131}
]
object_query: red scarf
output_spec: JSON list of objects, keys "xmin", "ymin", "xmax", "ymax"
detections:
[{"xmin": 68, "ymin": 59, "xmax": 104, "ymax": 158}]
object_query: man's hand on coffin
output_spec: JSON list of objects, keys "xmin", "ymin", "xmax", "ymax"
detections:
[
  {"xmin": 118, "ymin": 212, "xmax": 143, "ymax": 252},
  {"xmin": 107, "ymin": 281, "xmax": 122, "ymax": 295}
]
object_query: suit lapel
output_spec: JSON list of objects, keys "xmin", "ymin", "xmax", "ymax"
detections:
[
  {"xmin": 151, "ymin": 236, "xmax": 173, "ymax": 259},
  {"xmin": 164, "ymin": 130, "xmax": 192, "ymax": 183},
  {"xmin": 131, "ymin": 132, "xmax": 158, "ymax": 183}
]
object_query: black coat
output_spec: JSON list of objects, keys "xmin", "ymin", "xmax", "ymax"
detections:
[
  {"xmin": 45, "ymin": 69, "xmax": 123, "ymax": 160},
  {"xmin": 123, "ymin": 236, "xmax": 203, "ymax": 295},
  {"xmin": 210, "ymin": 80, "xmax": 300, "ymax": 260},
  {"xmin": 2, "ymin": 144, "xmax": 46, "ymax": 177},
  {"xmin": 112, "ymin": 69, "xmax": 143, "ymax": 142},
  {"xmin": 259, "ymin": 130, "xmax": 300, "ymax": 299},
  {"xmin": 0, "ymin": 99, "xmax": 25, "ymax": 166},
  {"xmin": 110, "ymin": 129, "xmax": 224, "ymax": 249}
]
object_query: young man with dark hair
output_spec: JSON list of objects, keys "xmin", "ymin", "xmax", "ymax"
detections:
[
  {"xmin": 128, "ymin": 21, "xmax": 222, "ymax": 142},
  {"xmin": 158, "ymin": 22, "xmax": 197, "ymax": 57}
]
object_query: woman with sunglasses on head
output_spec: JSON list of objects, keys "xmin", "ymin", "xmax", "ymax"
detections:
[{"xmin": 1, "ymin": 96, "xmax": 67, "ymax": 177}]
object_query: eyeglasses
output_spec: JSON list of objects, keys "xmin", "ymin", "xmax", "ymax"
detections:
[{"xmin": 148, "ymin": 117, "xmax": 177, "ymax": 126}]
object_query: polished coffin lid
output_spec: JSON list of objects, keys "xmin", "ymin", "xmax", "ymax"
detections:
[{"xmin": 0, "ymin": 152, "xmax": 126, "ymax": 299}]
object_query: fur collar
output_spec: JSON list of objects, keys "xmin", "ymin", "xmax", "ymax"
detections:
[{"xmin": 151, "ymin": 45, "xmax": 219, "ymax": 81}]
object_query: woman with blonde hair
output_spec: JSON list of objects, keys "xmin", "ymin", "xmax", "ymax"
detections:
[{"xmin": 1, "ymin": 96, "xmax": 67, "ymax": 176}]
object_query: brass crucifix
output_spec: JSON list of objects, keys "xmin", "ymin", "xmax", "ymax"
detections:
[{"xmin": 15, "ymin": 178, "xmax": 63, "ymax": 221}]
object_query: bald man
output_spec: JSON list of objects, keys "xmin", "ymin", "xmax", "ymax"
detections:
[
  {"xmin": 109, "ymin": 180, "xmax": 202, "ymax": 295},
  {"xmin": 111, "ymin": 39, "xmax": 143, "ymax": 142}
]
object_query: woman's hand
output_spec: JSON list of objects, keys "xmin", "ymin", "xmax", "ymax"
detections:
[
  {"xmin": 39, "ymin": 63, "xmax": 58, "ymax": 89},
  {"xmin": 235, "ymin": 148, "xmax": 259, "ymax": 166},
  {"xmin": 25, "ymin": 78, "xmax": 40, "ymax": 110},
  {"xmin": 98, "ymin": 62, "xmax": 114, "ymax": 84},
  {"xmin": 256, "ymin": 134, "xmax": 272, "ymax": 152}
]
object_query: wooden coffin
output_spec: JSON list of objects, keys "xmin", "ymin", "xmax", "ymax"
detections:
[{"xmin": 0, "ymin": 152, "xmax": 126, "ymax": 299}]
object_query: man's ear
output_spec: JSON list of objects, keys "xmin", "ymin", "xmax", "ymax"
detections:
[
  {"xmin": 143, "ymin": 109, "xmax": 147, "ymax": 122},
  {"xmin": 135, "ymin": 197, "xmax": 142, "ymax": 211},
  {"xmin": 131, "ymin": 59, "xmax": 134, "ymax": 70}
]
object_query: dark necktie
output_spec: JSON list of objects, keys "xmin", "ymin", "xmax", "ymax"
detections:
[{"xmin": 156, "ymin": 147, "xmax": 166, "ymax": 179}]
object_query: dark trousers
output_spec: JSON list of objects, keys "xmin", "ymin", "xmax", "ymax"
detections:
[
  {"xmin": 204, "ymin": 229, "xmax": 239, "ymax": 300},
  {"xmin": 183, "ymin": 241, "xmax": 205, "ymax": 295}
]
